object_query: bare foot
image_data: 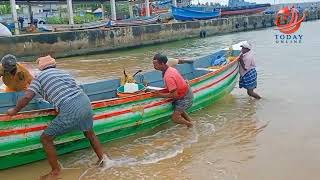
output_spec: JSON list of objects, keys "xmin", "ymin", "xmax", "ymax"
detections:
[
  {"xmin": 39, "ymin": 170, "xmax": 60, "ymax": 180},
  {"xmin": 187, "ymin": 123, "xmax": 193, "ymax": 128},
  {"xmin": 95, "ymin": 154, "xmax": 112, "ymax": 168},
  {"xmin": 95, "ymin": 158, "xmax": 104, "ymax": 167}
]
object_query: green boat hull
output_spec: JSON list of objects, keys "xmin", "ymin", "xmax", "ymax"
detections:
[{"xmin": 0, "ymin": 57, "xmax": 239, "ymax": 170}]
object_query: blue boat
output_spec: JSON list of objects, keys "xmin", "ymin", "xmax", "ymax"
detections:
[
  {"xmin": 158, "ymin": 0, "xmax": 171, "ymax": 6},
  {"xmin": 263, "ymin": 9, "xmax": 276, "ymax": 15},
  {"xmin": 171, "ymin": 6, "xmax": 220, "ymax": 21},
  {"xmin": 179, "ymin": 4, "xmax": 271, "ymax": 17}
]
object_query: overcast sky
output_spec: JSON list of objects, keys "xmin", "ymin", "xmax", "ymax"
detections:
[{"xmin": 191, "ymin": 0, "xmax": 320, "ymax": 5}]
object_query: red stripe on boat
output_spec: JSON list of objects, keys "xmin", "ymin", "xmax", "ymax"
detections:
[
  {"xmin": 193, "ymin": 64, "xmax": 239, "ymax": 93},
  {"xmin": 0, "ymin": 60, "xmax": 238, "ymax": 122},
  {"xmin": 0, "ymin": 125, "xmax": 47, "ymax": 137},
  {"xmin": 0, "ymin": 99, "xmax": 175, "ymax": 137},
  {"xmin": 0, "ymin": 61, "xmax": 239, "ymax": 136}
]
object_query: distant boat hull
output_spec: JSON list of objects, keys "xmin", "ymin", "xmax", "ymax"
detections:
[
  {"xmin": 180, "ymin": 4, "xmax": 271, "ymax": 17},
  {"xmin": 41, "ymin": 20, "xmax": 108, "ymax": 32},
  {"xmin": 172, "ymin": 6, "xmax": 220, "ymax": 21},
  {"xmin": 221, "ymin": 4, "xmax": 271, "ymax": 16},
  {"xmin": 107, "ymin": 16, "xmax": 159, "ymax": 27}
]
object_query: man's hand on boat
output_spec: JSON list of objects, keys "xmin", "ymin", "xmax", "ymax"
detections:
[
  {"xmin": 7, "ymin": 108, "xmax": 18, "ymax": 116},
  {"xmin": 145, "ymin": 88, "xmax": 154, "ymax": 93},
  {"xmin": 145, "ymin": 89, "xmax": 161, "ymax": 96},
  {"xmin": 145, "ymin": 88, "xmax": 166, "ymax": 97},
  {"xmin": 150, "ymin": 89, "xmax": 179, "ymax": 99},
  {"xmin": 6, "ymin": 90, "xmax": 35, "ymax": 116},
  {"xmin": 151, "ymin": 90, "xmax": 162, "ymax": 97}
]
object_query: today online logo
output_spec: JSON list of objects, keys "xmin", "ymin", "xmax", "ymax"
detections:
[{"xmin": 274, "ymin": 6, "xmax": 305, "ymax": 44}]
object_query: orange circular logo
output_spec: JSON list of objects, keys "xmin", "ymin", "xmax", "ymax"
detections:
[{"xmin": 275, "ymin": 6, "xmax": 305, "ymax": 34}]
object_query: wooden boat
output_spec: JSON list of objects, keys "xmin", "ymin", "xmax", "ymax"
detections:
[
  {"xmin": 220, "ymin": 4, "xmax": 271, "ymax": 16},
  {"xmin": 41, "ymin": 20, "xmax": 109, "ymax": 32},
  {"xmin": 153, "ymin": 0, "xmax": 171, "ymax": 14},
  {"xmin": 106, "ymin": 16, "xmax": 160, "ymax": 27},
  {"xmin": 158, "ymin": 12, "xmax": 173, "ymax": 23},
  {"xmin": 171, "ymin": 6, "xmax": 221, "ymax": 21},
  {"xmin": 0, "ymin": 43, "xmax": 242, "ymax": 169}
]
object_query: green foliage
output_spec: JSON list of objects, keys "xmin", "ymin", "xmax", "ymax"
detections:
[
  {"xmin": 47, "ymin": 13, "xmax": 98, "ymax": 24},
  {"xmin": 117, "ymin": 4, "xmax": 129, "ymax": 13},
  {"xmin": 47, "ymin": 16, "xmax": 67, "ymax": 24},
  {"xmin": 74, "ymin": 13, "xmax": 98, "ymax": 24},
  {"xmin": 0, "ymin": 4, "xmax": 10, "ymax": 15}
]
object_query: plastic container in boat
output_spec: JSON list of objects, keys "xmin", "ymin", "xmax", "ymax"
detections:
[
  {"xmin": 0, "ymin": 83, "xmax": 5, "ymax": 93},
  {"xmin": 117, "ymin": 83, "xmax": 145, "ymax": 97},
  {"xmin": 124, "ymin": 83, "xmax": 139, "ymax": 93}
]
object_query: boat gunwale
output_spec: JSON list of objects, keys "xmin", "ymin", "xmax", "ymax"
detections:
[
  {"xmin": 221, "ymin": 7, "xmax": 268, "ymax": 15},
  {"xmin": 172, "ymin": 6, "xmax": 221, "ymax": 14},
  {"xmin": 221, "ymin": 3, "xmax": 271, "ymax": 11},
  {"xmin": 0, "ymin": 63, "xmax": 239, "ymax": 137},
  {"xmin": 0, "ymin": 59, "xmax": 238, "ymax": 122}
]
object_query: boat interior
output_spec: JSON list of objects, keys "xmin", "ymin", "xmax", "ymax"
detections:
[{"xmin": 0, "ymin": 49, "xmax": 239, "ymax": 114}]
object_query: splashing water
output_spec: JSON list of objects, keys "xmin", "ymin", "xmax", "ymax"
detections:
[{"xmin": 58, "ymin": 122, "xmax": 216, "ymax": 179}]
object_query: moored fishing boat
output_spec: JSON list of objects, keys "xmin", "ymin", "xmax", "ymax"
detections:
[
  {"xmin": 0, "ymin": 42, "xmax": 243, "ymax": 169},
  {"xmin": 106, "ymin": 16, "xmax": 160, "ymax": 27},
  {"xmin": 220, "ymin": 4, "xmax": 271, "ymax": 16},
  {"xmin": 179, "ymin": 3, "xmax": 271, "ymax": 18},
  {"xmin": 41, "ymin": 20, "xmax": 109, "ymax": 32},
  {"xmin": 171, "ymin": 6, "xmax": 221, "ymax": 21}
]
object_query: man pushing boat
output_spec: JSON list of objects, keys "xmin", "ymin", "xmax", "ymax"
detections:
[
  {"xmin": 151, "ymin": 53, "xmax": 194, "ymax": 128},
  {"xmin": 6, "ymin": 55, "xmax": 109, "ymax": 179},
  {"xmin": 237, "ymin": 41, "xmax": 261, "ymax": 99}
]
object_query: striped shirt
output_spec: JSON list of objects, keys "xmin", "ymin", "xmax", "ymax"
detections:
[{"xmin": 28, "ymin": 67, "xmax": 83, "ymax": 110}]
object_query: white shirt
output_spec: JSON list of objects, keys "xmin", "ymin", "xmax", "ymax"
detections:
[{"xmin": 0, "ymin": 23, "xmax": 12, "ymax": 37}]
